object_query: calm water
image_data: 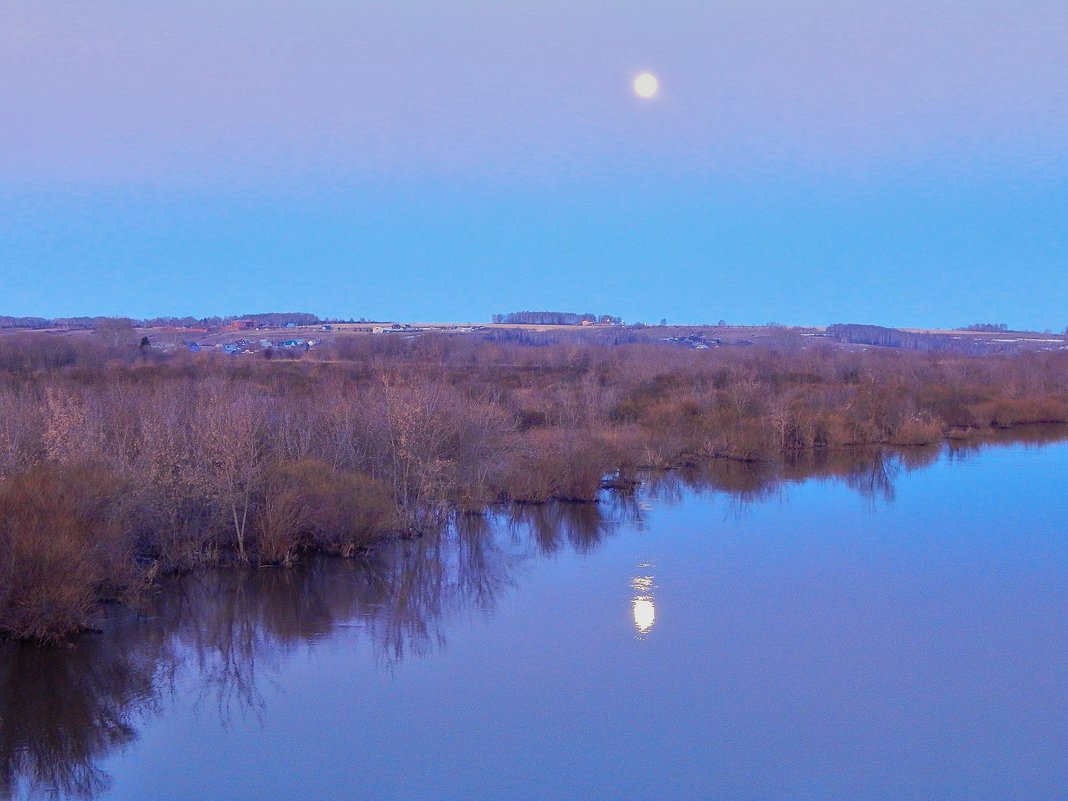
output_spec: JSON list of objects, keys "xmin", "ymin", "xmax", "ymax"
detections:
[{"xmin": 3, "ymin": 433, "xmax": 1068, "ymax": 800}]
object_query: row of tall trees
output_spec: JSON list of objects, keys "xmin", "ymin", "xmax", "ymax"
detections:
[
  {"xmin": 962, "ymin": 322, "xmax": 1010, "ymax": 332},
  {"xmin": 491, "ymin": 311, "xmax": 622, "ymax": 325}
]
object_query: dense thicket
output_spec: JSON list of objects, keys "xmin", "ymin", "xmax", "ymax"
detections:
[{"xmin": 2, "ymin": 332, "xmax": 1068, "ymax": 640}]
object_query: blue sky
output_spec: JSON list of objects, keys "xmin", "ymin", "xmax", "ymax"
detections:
[{"xmin": 2, "ymin": 1, "xmax": 1066, "ymax": 327}]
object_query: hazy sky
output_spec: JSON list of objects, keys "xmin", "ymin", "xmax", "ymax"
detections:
[{"xmin": 2, "ymin": 1, "xmax": 1067, "ymax": 327}]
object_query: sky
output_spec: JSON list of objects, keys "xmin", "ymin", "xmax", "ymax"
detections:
[{"xmin": 2, "ymin": 0, "xmax": 1066, "ymax": 328}]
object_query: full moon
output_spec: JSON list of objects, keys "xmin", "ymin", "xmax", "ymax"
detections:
[{"xmin": 633, "ymin": 72, "xmax": 659, "ymax": 99}]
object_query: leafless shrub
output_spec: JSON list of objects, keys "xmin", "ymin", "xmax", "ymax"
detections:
[
  {"xmin": 256, "ymin": 459, "xmax": 400, "ymax": 563},
  {"xmin": 0, "ymin": 465, "xmax": 141, "ymax": 643}
]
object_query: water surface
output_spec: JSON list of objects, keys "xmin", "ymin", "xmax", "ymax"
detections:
[{"xmin": 3, "ymin": 434, "xmax": 1068, "ymax": 800}]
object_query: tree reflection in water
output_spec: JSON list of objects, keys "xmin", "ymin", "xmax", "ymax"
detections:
[
  {"xmin": 505, "ymin": 502, "xmax": 621, "ymax": 556},
  {"xmin": 0, "ymin": 513, "xmax": 540, "ymax": 800},
  {"xmin": 0, "ymin": 618, "xmax": 168, "ymax": 800},
  {"xmin": 642, "ymin": 445, "xmax": 944, "ymax": 511},
  {"xmin": 3, "ymin": 430, "xmax": 1068, "ymax": 800}
]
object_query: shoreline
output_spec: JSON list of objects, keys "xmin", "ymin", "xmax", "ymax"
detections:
[{"xmin": 12, "ymin": 420, "xmax": 1067, "ymax": 647}]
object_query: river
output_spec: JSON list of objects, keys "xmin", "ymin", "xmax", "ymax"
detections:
[{"xmin": 2, "ymin": 431, "xmax": 1067, "ymax": 800}]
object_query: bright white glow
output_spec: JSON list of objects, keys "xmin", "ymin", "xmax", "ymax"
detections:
[
  {"xmin": 633, "ymin": 72, "xmax": 660, "ymax": 99},
  {"xmin": 632, "ymin": 598, "xmax": 655, "ymax": 633},
  {"xmin": 631, "ymin": 567, "xmax": 656, "ymax": 635}
]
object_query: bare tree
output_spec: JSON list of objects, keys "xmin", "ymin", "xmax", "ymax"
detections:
[
  {"xmin": 92, "ymin": 317, "xmax": 137, "ymax": 350},
  {"xmin": 197, "ymin": 385, "xmax": 269, "ymax": 561}
]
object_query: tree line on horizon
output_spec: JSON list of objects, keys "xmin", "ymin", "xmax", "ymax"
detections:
[
  {"xmin": 491, "ymin": 311, "xmax": 624, "ymax": 326},
  {"xmin": 0, "ymin": 312, "xmax": 372, "ymax": 331}
]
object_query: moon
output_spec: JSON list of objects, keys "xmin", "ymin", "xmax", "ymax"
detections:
[{"xmin": 633, "ymin": 72, "xmax": 660, "ymax": 99}]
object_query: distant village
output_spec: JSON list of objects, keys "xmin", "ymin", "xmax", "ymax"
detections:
[
  {"xmin": 2, "ymin": 311, "xmax": 1067, "ymax": 356},
  {"xmin": 162, "ymin": 319, "xmax": 488, "ymax": 355}
]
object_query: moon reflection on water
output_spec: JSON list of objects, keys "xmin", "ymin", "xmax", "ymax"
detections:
[{"xmin": 631, "ymin": 564, "xmax": 656, "ymax": 636}]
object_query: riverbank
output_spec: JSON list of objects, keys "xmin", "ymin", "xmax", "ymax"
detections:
[{"xmin": 3, "ymin": 333, "xmax": 1068, "ymax": 641}]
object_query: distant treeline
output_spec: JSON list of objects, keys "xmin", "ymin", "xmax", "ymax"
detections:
[
  {"xmin": 0, "ymin": 316, "xmax": 54, "ymax": 329},
  {"xmin": 491, "ymin": 311, "xmax": 623, "ymax": 326},
  {"xmin": 0, "ymin": 312, "xmax": 366, "ymax": 330},
  {"xmin": 4, "ymin": 332, "xmax": 1068, "ymax": 641},
  {"xmin": 961, "ymin": 323, "xmax": 1010, "ymax": 333},
  {"xmin": 826, "ymin": 323, "xmax": 1005, "ymax": 355}
]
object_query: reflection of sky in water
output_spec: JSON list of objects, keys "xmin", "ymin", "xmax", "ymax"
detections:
[
  {"xmin": 631, "ymin": 564, "xmax": 656, "ymax": 636},
  {"xmin": 5, "ymin": 435, "xmax": 1068, "ymax": 800}
]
